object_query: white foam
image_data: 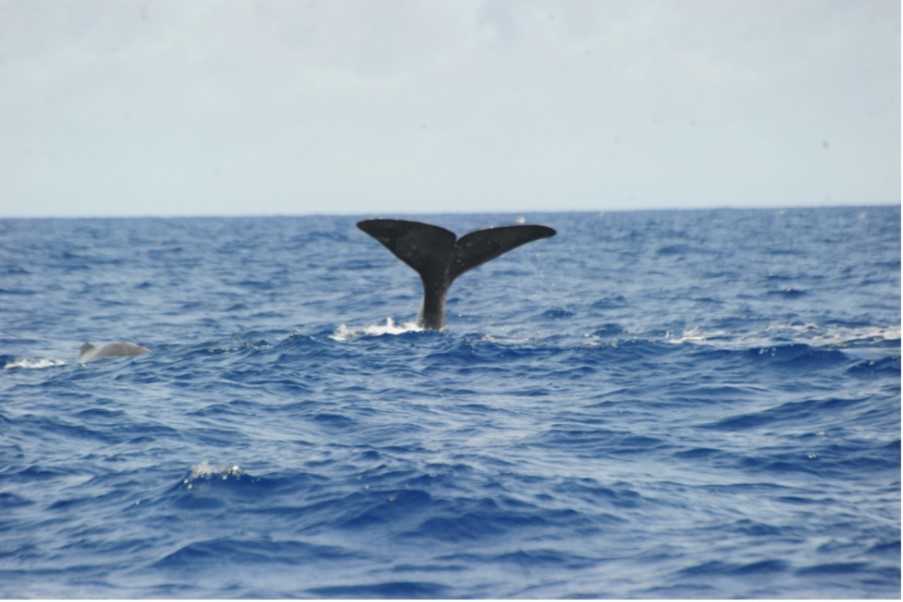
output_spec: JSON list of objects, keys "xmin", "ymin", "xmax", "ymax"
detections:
[
  {"xmin": 765, "ymin": 322, "xmax": 901, "ymax": 347},
  {"xmin": 665, "ymin": 327, "xmax": 740, "ymax": 345},
  {"xmin": 183, "ymin": 462, "xmax": 242, "ymax": 488},
  {"xmin": 665, "ymin": 327, "xmax": 711, "ymax": 344},
  {"xmin": 330, "ymin": 317, "xmax": 422, "ymax": 342},
  {"xmin": 3, "ymin": 358, "xmax": 67, "ymax": 370},
  {"xmin": 810, "ymin": 325, "xmax": 901, "ymax": 346},
  {"xmin": 481, "ymin": 333, "xmax": 534, "ymax": 345},
  {"xmin": 665, "ymin": 323, "xmax": 901, "ymax": 350}
]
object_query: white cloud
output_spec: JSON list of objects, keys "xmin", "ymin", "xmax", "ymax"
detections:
[{"xmin": 0, "ymin": 0, "xmax": 898, "ymax": 216}]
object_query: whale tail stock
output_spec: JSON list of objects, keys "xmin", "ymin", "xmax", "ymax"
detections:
[{"xmin": 356, "ymin": 219, "xmax": 556, "ymax": 330}]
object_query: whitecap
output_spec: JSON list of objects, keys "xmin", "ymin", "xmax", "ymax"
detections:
[
  {"xmin": 480, "ymin": 333, "xmax": 534, "ymax": 346},
  {"xmin": 4, "ymin": 357, "xmax": 67, "ymax": 370},
  {"xmin": 811, "ymin": 325, "xmax": 900, "ymax": 346},
  {"xmin": 666, "ymin": 323, "xmax": 902, "ymax": 351},
  {"xmin": 664, "ymin": 327, "xmax": 729, "ymax": 345},
  {"xmin": 191, "ymin": 461, "xmax": 241, "ymax": 479},
  {"xmin": 766, "ymin": 322, "xmax": 901, "ymax": 347},
  {"xmin": 182, "ymin": 461, "xmax": 242, "ymax": 489},
  {"xmin": 330, "ymin": 317, "xmax": 422, "ymax": 342}
]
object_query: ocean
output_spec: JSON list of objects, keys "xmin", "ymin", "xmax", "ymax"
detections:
[{"xmin": 1, "ymin": 206, "xmax": 900, "ymax": 598}]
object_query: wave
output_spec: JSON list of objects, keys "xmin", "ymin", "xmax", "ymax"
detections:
[
  {"xmin": 666, "ymin": 323, "xmax": 901, "ymax": 350},
  {"xmin": 744, "ymin": 343, "xmax": 848, "ymax": 368},
  {"xmin": 766, "ymin": 287, "xmax": 808, "ymax": 299},
  {"xmin": 307, "ymin": 581, "xmax": 449, "ymax": 598},
  {"xmin": 703, "ymin": 396, "xmax": 867, "ymax": 430},
  {"xmin": 3, "ymin": 356, "xmax": 67, "ymax": 370},
  {"xmin": 1, "ymin": 209, "xmax": 898, "ymax": 599},
  {"xmin": 847, "ymin": 356, "xmax": 901, "ymax": 375},
  {"xmin": 152, "ymin": 536, "xmax": 360, "ymax": 570},
  {"xmin": 186, "ymin": 461, "xmax": 243, "ymax": 482}
]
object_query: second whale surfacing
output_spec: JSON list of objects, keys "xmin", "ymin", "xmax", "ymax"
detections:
[
  {"xmin": 357, "ymin": 219, "xmax": 556, "ymax": 330},
  {"xmin": 79, "ymin": 342, "xmax": 149, "ymax": 363}
]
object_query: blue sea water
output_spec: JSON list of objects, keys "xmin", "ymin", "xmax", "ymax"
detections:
[{"xmin": 0, "ymin": 206, "xmax": 900, "ymax": 598}]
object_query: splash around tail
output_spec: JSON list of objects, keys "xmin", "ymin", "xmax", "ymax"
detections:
[{"xmin": 331, "ymin": 318, "xmax": 423, "ymax": 342}]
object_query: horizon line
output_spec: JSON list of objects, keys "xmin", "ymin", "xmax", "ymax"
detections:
[{"xmin": 0, "ymin": 200, "xmax": 899, "ymax": 220}]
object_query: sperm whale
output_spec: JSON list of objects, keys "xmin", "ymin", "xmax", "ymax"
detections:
[{"xmin": 357, "ymin": 219, "xmax": 556, "ymax": 330}]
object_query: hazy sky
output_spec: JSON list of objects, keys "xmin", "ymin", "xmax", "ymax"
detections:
[{"xmin": 1, "ymin": 0, "xmax": 899, "ymax": 217}]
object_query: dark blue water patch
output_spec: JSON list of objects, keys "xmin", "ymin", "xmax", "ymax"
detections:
[
  {"xmin": 700, "ymin": 269, "xmax": 741, "ymax": 281},
  {"xmin": 538, "ymin": 426, "xmax": 670, "ymax": 457},
  {"xmin": 405, "ymin": 513, "xmax": 506, "ymax": 542},
  {"xmin": 590, "ymin": 294, "xmax": 628, "ymax": 310},
  {"xmin": 336, "ymin": 489, "xmax": 434, "ymax": 530},
  {"xmin": 867, "ymin": 540, "xmax": 901, "ymax": 558},
  {"xmin": 10, "ymin": 414, "xmax": 120, "ymax": 445},
  {"xmin": 703, "ymin": 396, "xmax": 866, "ymax": 430},
  {"xmin": 795, "ymin": 561, "xmax": 871, "ymax": 576},
  {"xmin": 581, "ymin": 338, "xmax": 681, "ymax": 364},
  {"xmin": 822, "ymin": 439, "xmax": 901, "ymax": 474},
  {"xmin": 847, "ymin": 356, "xmax": 901, "ymax": 376},
  {"xmin": 0, "ymin": 492, "xmax": 32, "ymax": 509},
  {"xmin": 638, "ymin": 583, "xmax": 722, "ymax": 598},
  {"xmin": 47, "ymin": 488, "xmax": 130, "ymax": 512},
  {"xmin": 824, "ymin": 317, "xmax": 881, "ymax": 328},
  {"xmin": 152, "ymin": 537, "xmax": 361, "ymax": 570},
  {"xmin": 872, "ymin": 258, "xmax": 901, "ymax": 271},
  {"xmin": 655, "ymin": 243, "xmax": 691, "ymax": 256},
  {"xmin": 438, "ymin": 548, "xmax": 599, "ymax": 570},
  {"xmin": 767, "ymin": 287, "xmax": 808, "ymax": 299},
  {"xmin": 743, "ymin": 343, "xmax": 848, "ymax": 369},
  {"xmin": 2, "ymin": 464, "xmax": 73, "ymax": 482},
  {"xmin": 550, "ymin": 478, "xmax": 645, "ymax": 510},
  {"xmin": 312, "ymin": 412, "xmax": 356, "ymax": 428},
  {"xmin": 766, "ymin": 247, "xmax": 805, "ymax": 257},
  {"xmin": 0, "ymin": 287, "xmax": 35, "ymax": 296},
  {"xmin": 71, "ymin": 407, "xmax": 126, "ymax": 421},
  {"xmin": 186, "ymin": 398, "xmax": 263, "ymax": 418},
  {"xmin": 673, "ymin": 447, "xmax": 722, "ymax": 460},
  {"xmin": 234, "ymin": 278, "xmax": 278, "ymax": 291},
  {"xmin": 183, "ymin": 424, "xmax": 248, "ymax": 448},
  {"xmin": 729, "ymin": 440, "xmax": 900, "ymax": 478},
  {"xmin": 590, "ymin": 322, "xmax": 624, "ymax": 337},
  {"xmin": 404, "ymin": 501, "xmax": 589, "ymax": 544},
  {"xmin": 0, "ymin": 265, "xmax": 30, "ymax": 275},
  {"xmin": 766, "ymin": 272, "xmax": 796, "ymax": 283},
  {"xmin": 677, "ymin": 558, "xmax": 791, "ymax": 577},
  {"xmin": 423, "ymin": 337, "xmax": 561, "ymax": 368},
  {"xmin": 725, "ymin": 519, "xmax": 785, "ymax": 537},
  {"xmin": 540, "ymin": 307, "xmax": 576, "ymax": 319},
  {"xmin": 307, "ymin": 580, "xmax": 449, "ymax": 598}
]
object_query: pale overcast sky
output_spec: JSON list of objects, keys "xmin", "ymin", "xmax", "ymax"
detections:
[{"xmin": 0, "ymin": 0, "xmax": 899, "ymax": 217}]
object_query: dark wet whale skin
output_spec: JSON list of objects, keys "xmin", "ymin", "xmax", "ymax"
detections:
[{"xmin": 357, "ymin": 219, "xmax": 556, "ymax": 329}]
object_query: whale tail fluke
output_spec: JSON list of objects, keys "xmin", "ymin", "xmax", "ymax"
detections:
[
  {"xmin": 450, "ymin": 224, "xmax": 557, "ymax": 280},
  {"xmin": 356, "ymin": 219, "xmax": 456, "ymax": 284},
  {"xmin": 357, "ymin": 219, "xmax": 556, "ymax": 329}
]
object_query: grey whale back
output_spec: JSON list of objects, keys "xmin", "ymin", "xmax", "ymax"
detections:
[
  {"xmin": 79, "ymin": 342, "xmax": 149, "ymax": 362},
  {"xmin": 357, "ymin": 219, "xmax": 556, "ymax": 330}
]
